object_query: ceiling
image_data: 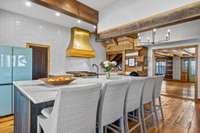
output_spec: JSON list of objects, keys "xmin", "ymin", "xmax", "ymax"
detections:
[
  {"xmin": 154, "ymin": 47, "xmax": 196, "ymax": 58},
  {"xmin": 0, "ymin": 0, "xmax": 96, "ymax": 31},
  {"xmin": 78, "ymin": 0, "xmax": 117, "ymax": 10}
]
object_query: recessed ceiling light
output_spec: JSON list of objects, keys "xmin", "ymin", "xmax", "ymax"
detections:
[
  {"xmin": 25, "ymin": 1, "xmax": 32, "ymax": 7},
  {"xmin": 93, "ymin": 25, "xmax": 96, "ymax": 29},
  {"xmin": 55, "ymin": 12, "xmax": 61, "ymax": 17},
  {"xmin": 77, "ymin": 20, "xmax": 81, "ymax": 24},
  {"xmin": 15, "ymin": 21, "xmax": 21, "ymax": 25},
  {"xmin": 39, "ymin": 25, "xmax": 43, "ymax": 29},
  {"xmin": 147, "ymin": 37, "xmax": 150, "ymax": 41},
  {"xmin": 153, "ymin": 28, "xmax": 157, "ymax": 32}
]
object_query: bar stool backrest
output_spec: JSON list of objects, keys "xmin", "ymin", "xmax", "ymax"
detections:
[
  {"xmin": 142, "ymin": 77, "xmax": 156, "ymax": 104},
  {"xmin": 98, "ymin": 79, "xmax": 129, "ymax": 126},
  {"xmin": 50, "ymin": 83, "xmax": 101, "ymax": 133},
  {"xmin": 125, "ymin": 78, "xmax": 146, "ymax": 113},
  {"xmin": 154, "ymin": 76, "xmax": 164, "ymax": 98}
]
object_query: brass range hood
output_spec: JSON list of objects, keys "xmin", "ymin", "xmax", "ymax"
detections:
[{"xmin": 66, "ymin": 27, "xmax": 96, "ymax": 58}]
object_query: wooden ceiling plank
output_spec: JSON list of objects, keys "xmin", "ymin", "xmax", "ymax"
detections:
[
  {"xmin": 31, "ymin": 0, "xmax": 98, "ymax": 25},
  {"xmin": 99, "ymin": 1, "xmax": 200, "ymax": 40}
]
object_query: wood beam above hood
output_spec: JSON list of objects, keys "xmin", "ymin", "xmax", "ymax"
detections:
[
  {"xmin": 31, "ymin": 0, "xmax": 98, "ymax": 25},
  {"xmin": 99, "ymin": 1, "xmax": 200, "ymax": 40}
]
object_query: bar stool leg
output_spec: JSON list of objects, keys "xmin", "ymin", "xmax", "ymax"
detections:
[
  {"xmin": 105, "ymin": 127, "xmax": 108, "ymax": 133},
  {"xmin": 37, "ymin": 122, "xmax": 42, "ymax": 133},
  {"xmin": 120, "ymin": 117, "xmax": 125, "ymax": 133},
  {"xmin": 138, "ymin": 108, "xmax": 144, "ymax": 133},
  {"xmin": 124, "ymin": 112, "xmax": 129, "ymax": 133},
  {"xmin": 159, "ymin": 96, "xmax": 164, "ymax": 120},
  {"xmin": 98, "ymin": 125, "xmax": 103, "ymax": 133},
  {"xmin": 153, "ymin": 99, "xmax": 159, "ymax": 127},
  {"xmin": 150, "ymin": 102, "xmax": 158, "ymax": 128},
  {"xmin": 141, "ymin": 106, "xmax": 147, "ymax": 133}
]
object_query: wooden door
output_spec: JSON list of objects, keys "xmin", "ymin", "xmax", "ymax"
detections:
[
  {"xmin": 181, "ymin": 58, "xmax": 189, "ymax": 82},
  {"xmin": 181, "ymin": 58, "xmax": 196, "ymax": 82},
  {"xmin": 28, "ymin": 45, "xmax": 49, "ymax": 80}
]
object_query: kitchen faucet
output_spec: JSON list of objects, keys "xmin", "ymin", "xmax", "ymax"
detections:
[{"xmin": 92, "ymin": 64, "xmax": 99, "ymax": 78}]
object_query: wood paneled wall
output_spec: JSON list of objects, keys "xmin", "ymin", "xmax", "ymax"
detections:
[{"xmin": 104, "ymin": 36, "xmax": 148, "ymax": 76}]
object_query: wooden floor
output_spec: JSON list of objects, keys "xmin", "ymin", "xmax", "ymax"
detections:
[
  {"xmin": 161, "ymin": 80, "xmax": 195, "ymax": 99},
  {"xmin": 148, "ymin": 97, "xmax": 200, "ymax": 133},
  {"xmin": 0, "ymin": 96, "xmax": 200, "ymax": 133},
  {"xmin": 0, "ymin": 115, "xmax": 13, "ymax": 133}
]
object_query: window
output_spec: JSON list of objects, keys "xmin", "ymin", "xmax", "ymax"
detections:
[{"xmin": 156, "ymin": 60, "xmax": 166, "ymax": 75}]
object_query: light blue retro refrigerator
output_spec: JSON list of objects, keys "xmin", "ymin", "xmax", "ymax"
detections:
[{"xmin": 0, "ymin": 46, "xmax": 32, "ymax": 117}]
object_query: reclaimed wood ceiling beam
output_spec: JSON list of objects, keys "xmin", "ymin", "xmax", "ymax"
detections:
[
  {"xmin": 184, "ymin": 50, "xmax": 193, "ymax": 55},
  {"xmin": 31, "ymin": 0, "xmax": 98, "ymax": 25},
  {"xmin": 99, "ymin": 1, "xmax": 200, "ymax": 40}
]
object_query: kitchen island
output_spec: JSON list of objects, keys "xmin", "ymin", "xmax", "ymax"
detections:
[{"xmin": 13, "ymin": 76, "xmax": 130, "ymax": 133}]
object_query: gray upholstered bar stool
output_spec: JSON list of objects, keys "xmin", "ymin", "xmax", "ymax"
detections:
[
  {"xmin": 37, "ymin": 83, "xmax": 101, "ymax": 133},
  {"xmin": 153, "ymin": 75, "xmax": 164, "ymax": 124},
  {"xmin": 124, "ymin": 77, "xmax": 146, "ymax": 133},
  {"xmin": 97, "ymin": 79, "xmax": 129, "ymax": 133},
  {"xmin": 141, "ymin": 77, "xmax": 157, "ymax": 133}
]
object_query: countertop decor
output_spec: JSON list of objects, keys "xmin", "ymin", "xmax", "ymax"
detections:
[
  {"xmin": 41, "ymin": 75, "xmax": 75, "ymax": 85},
  {"xmin": 100, "ymin": 61, "xmax": 117, "ymax": 79}
]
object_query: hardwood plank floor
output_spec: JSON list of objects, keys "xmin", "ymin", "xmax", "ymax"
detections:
[
  {"xmin": 161, "ymin": 80, "xmax": 195, "ymax": 99},
  {"xmin": 0, "ymin": 115, "xmax": 13, "ymax": 133},
  {"xmin": 148, "ymin": 97, "xmax": 200, "ymax": 133},
  {"xmin": 0, "ymin": 96, "xmax": 199, "ymax": 133}
]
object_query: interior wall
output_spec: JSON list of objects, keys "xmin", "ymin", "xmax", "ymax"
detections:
[
  {"xmin": 0, "ymin": 10, "xmax": 106, "ymax": 75},
  {"xmin": 139, "ymin": 19, "xmax": 200, "ymax": 43},
  {"xmin": 173, "ymin": 56, "xmax": 181, "ymax": 80},
  {"xmin": 98, "ymin": 0, "xmax": 197, "ymax": 33}
]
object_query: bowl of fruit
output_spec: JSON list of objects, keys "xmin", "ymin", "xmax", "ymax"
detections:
[{"xmin": 41, "ymin": 75, "xmax": 75, "ymax": 85}]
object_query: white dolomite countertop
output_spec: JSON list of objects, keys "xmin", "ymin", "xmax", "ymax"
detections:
[{"xmin": 14, "ymin": 75, "xmax": 134, "ymax": 104}]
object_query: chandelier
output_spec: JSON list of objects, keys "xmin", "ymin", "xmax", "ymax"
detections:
[{"xmin": 137, "ymin": 28, "xmax": 171, "ymax": 45}]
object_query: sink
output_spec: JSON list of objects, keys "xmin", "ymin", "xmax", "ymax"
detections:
[
  {"xmin": 73, "ymin": 75, "xmax": 129, "ymax": 86},
  {"xmin": 98, "ymin": 75, "xmax": 122, "ymax": 80},
  {"xmin": 83, "ymin": 75, "xmax": 125, "ymax": 81}
]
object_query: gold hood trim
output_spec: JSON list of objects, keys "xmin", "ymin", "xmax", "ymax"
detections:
[{"xmin": 66, "ymin": 27, "xmax": 96, "ymax": 58}]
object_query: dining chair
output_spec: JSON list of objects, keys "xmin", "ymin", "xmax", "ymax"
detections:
[
  {"xmin": 37, "ymin": 83, "xmax": 101, "ymax": 133},
  {"xmin": 153, "ymin": 75, "xmax": 164, "ymax": 124},
  {"xmin": 97, "ymin": 79, "xmax": 129, "ymax": 133},
  {"xmin": 141, "ymin": 77, "xmax": 157, "ymax": 133},
  {"xmin": 124, "ymin": 77, "xmax": 146, "ymax": 133}
]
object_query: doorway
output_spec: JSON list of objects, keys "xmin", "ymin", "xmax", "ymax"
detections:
[
  {"xmin": 26, "ymin": 43, "xmax": 50, "ymax": 80},
  {"xmin": 153, "ymin": 46, "xmax": 198, "ymax": 100}
]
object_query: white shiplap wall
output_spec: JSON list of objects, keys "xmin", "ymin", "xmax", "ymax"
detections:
[{"xmin": 0, "ymin": 10, "xmax": 106, "ymax": 75}]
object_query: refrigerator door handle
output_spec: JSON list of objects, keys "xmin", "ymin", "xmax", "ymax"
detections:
[{"xmin": 0, "ymin": 83, "xmax": 12, "ymax": 86}]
